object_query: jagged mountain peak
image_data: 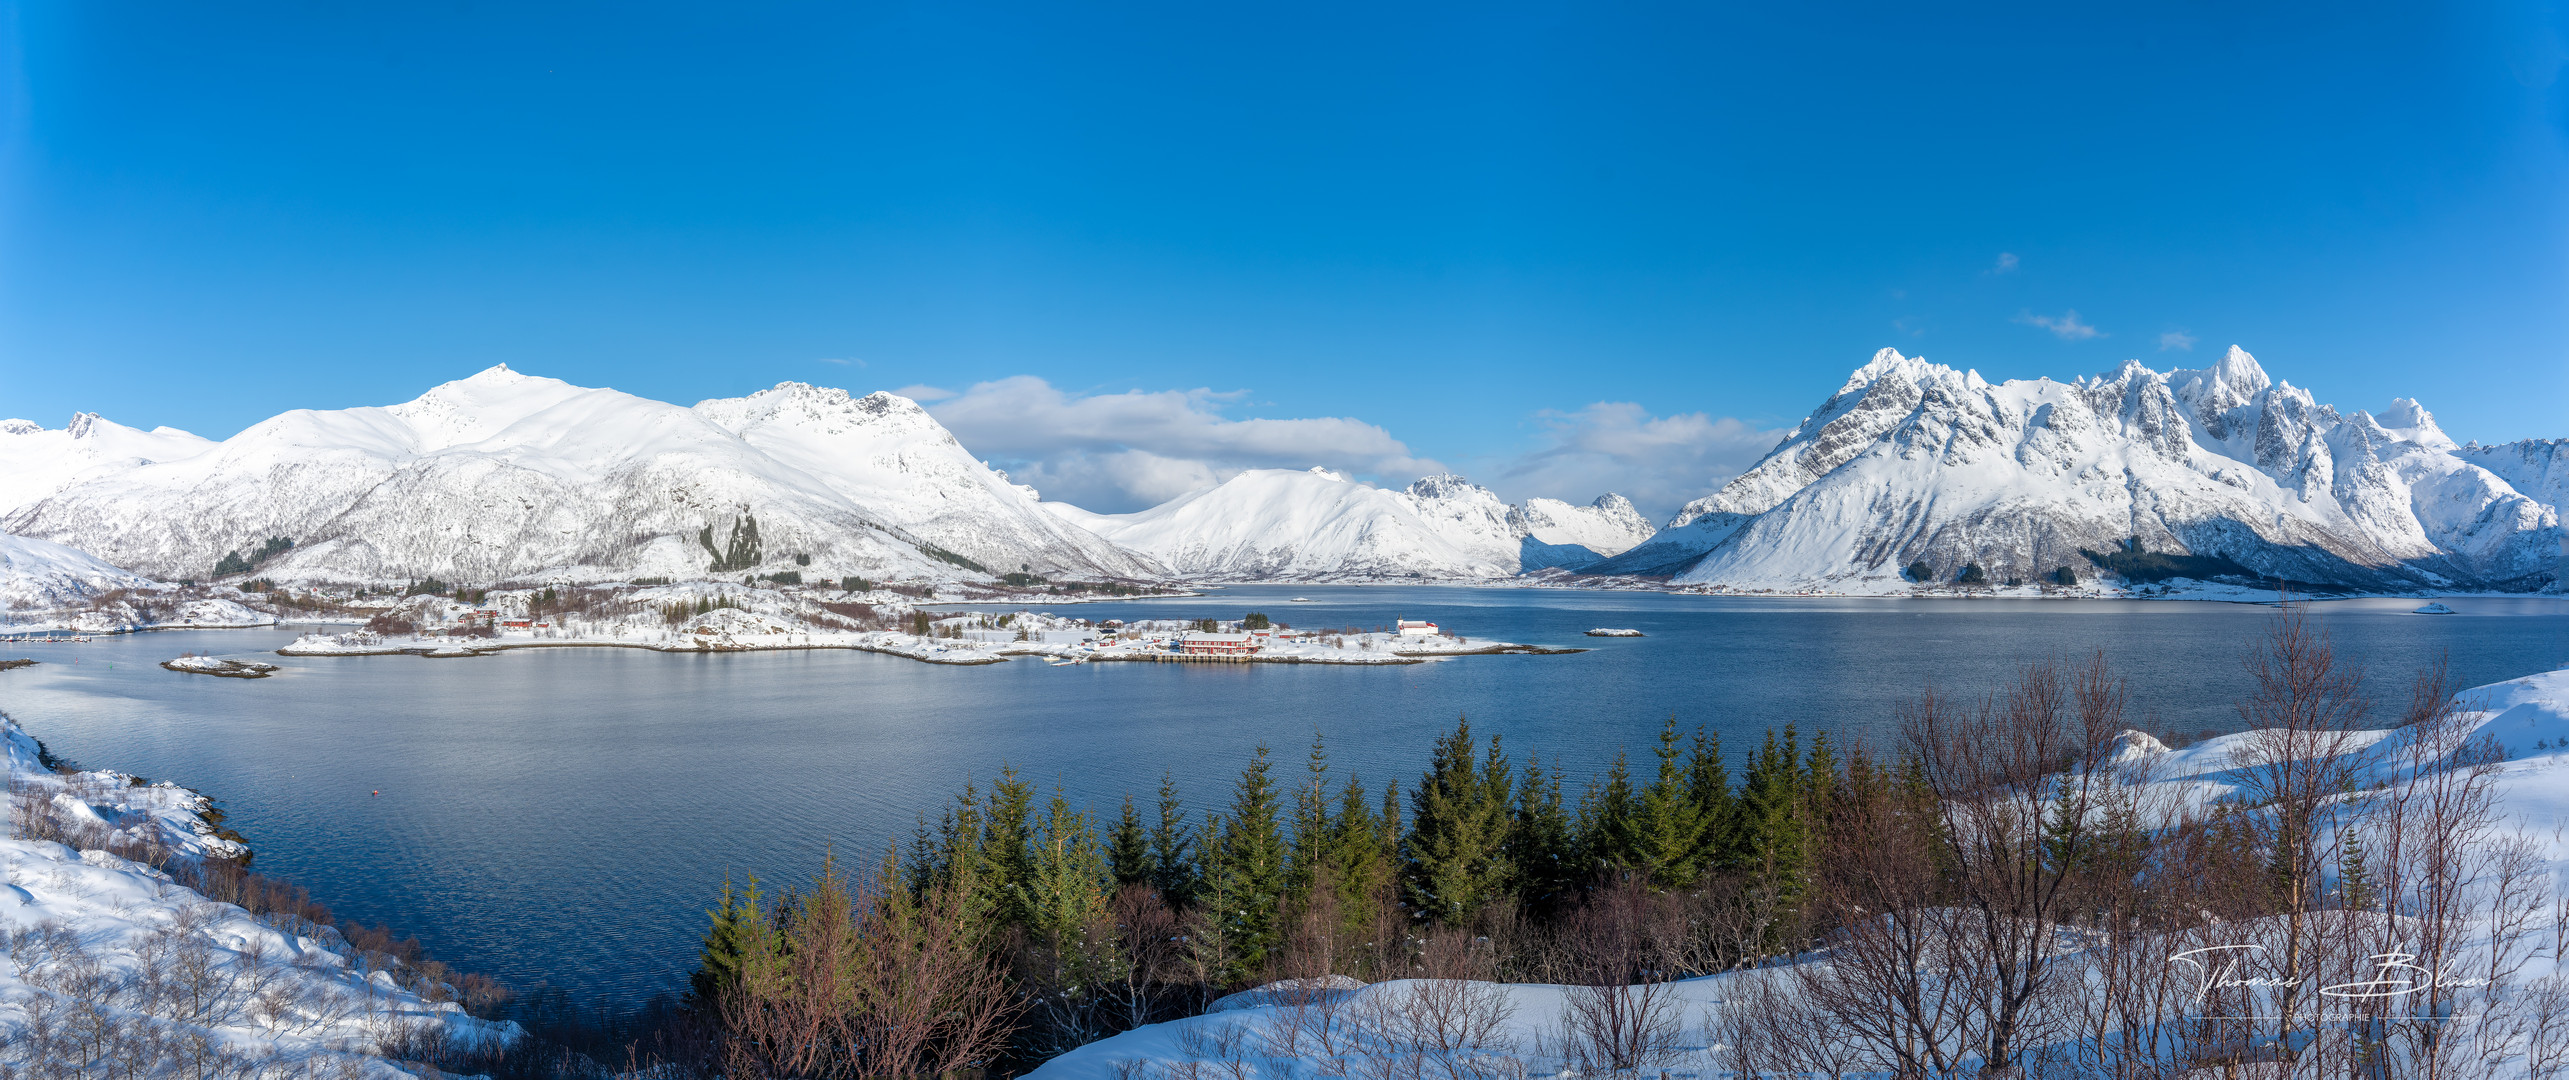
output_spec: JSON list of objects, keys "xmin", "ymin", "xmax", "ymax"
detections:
[
  {"xmin": 1589, "ymin": 347, "xmax": 2561, "ymax": 593},
  {"xmin": 1406, "ymin": 473, "xmax": 1497, "ymax": 501}
]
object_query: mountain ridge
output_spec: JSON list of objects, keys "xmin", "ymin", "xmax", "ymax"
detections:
[
  {"xmin": 1048, "ymin": 468, "xmax": 1655, "ymax": 581},
  {"xmin": 1588, "ymin": 347, "xmax": 2564, "ymax": 592},
  {"xmin": 0, "ymin": 367, "xmax": 1166, "ymax": 586}
]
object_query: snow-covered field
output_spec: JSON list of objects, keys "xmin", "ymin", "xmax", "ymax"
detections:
[{"xmin": 0, "ymin": 712, "xmax": 515, "ymax": 1075}]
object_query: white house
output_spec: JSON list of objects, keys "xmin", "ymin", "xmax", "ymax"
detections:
[{"xmin": 1395, "ymin": 619, "xmax": 1439, "ymax": 638}]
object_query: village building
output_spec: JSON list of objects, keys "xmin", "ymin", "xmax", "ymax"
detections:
[
  {"xmin": 1396, "ymin": 619, "xmax": 1439, "ymax": 637},
  {"xmin": 1176, "ymin": 631, "xmax": 1261, "ymax": 655}
]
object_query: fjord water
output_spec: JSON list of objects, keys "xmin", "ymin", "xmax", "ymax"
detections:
[{"xmin": 3, "ymin": 587, "xmax": 2565, "ymax": 1002}]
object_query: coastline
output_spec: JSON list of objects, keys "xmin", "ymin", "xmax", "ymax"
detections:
[{"xmin": 0, "ymin": 700, "xmax": 517, "ymax": 1069}]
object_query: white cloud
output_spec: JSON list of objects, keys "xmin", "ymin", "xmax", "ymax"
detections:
[
  {"xmin": 923, "ymin": 376, "xmax": 1437, "ymax": 512},
  {"xmin": 816, "ymin": 356, "xmax": 863, "ymax": 367},
  {"xmin": 1492, "ymin": 402, "xmax": 1787, "ymax": 524},
  {"xmin": 1990, "ymin": 252, "xmax": 2020, "ymax": 274},
  {"xmin": 2158, "ymin": 329, "xmax": 2198, "ymax": 352},
  {"xmin": 2014, "ymin": 309, "xmax": 2104, "ymax": 341},
  {"xmin": 891, "ymin": 384, "xmax": 957, "ymax": 402}
]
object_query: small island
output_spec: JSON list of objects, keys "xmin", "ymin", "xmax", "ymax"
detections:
[
  {"xmin": 161, "ymin": 655, "xmax": 280, "ymax": 678},
  {"xmin": 1585, "ymin": 627, "xmax": 1646, "ymax": 637}
]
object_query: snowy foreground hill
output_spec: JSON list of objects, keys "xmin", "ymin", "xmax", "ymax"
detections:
[
  {"xmin": 1035, "ymin": 666, "xmax": 2569, "ymax": 1080},
  {"xmin": 0, "ymin": 366, "xmax": 1163, "ymax": 587},
  {"xmin": 1049, "ymin": 469, "xmax": 1655, "ymax": 581},
  {"xmin": 1590, "ymin": 347, "xmax": 2566, "ymax": 594}
]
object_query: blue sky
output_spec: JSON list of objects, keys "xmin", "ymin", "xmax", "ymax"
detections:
[{"xmin": 3, "ymin": 1, "xmax": 2564, "ymax": 516}]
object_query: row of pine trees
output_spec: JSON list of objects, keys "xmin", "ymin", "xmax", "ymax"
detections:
[{"xmin": 691, "ymin": 714, "xmax": 1916, "ymax": 1070}]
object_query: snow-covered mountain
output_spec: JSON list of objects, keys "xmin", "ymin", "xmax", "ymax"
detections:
[
  {"xmin": 0, "ymin": 532, "xmax": 154, "ymax": 611},
  {"xmin": 1048, "ymin": 468, "xmax": 1655, "ymax": 581},
  {"xmin": 0, "ymin": 367, "xmax": 1166, "ymax": 586},
  {"xmin": 1588, "ymin": 347, "xmax": 2563, "ymax": 593}
]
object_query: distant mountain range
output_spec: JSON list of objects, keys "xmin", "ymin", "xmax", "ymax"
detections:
[
  {"xmin": 1591, "ymin": 347, "xmax": 2564, "ymax": 593},
  {"xmin": 1046, "ymin": 469, "xmax": 1654, "ymax": 581},
  {"xmin": 3, "ymin": 348, "xmax": 2558, "ymax": 596},
  {"xmin": 0, "ymin": 366, "xmax": 1160, "ymax": 585}
]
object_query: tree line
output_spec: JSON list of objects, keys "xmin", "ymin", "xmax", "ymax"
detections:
[{"xmin": 685, "ymin": 704, "xmax": 1899, "ymax": 1075}]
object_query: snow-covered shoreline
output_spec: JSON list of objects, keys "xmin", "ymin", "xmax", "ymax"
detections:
[
  {"xmin": 275, "ymin": 621, "xmax": 1573, "ymax": 667},
  {"xmin": 0, "ymin": 707, "xmax": 516, "ymax": 1073}
]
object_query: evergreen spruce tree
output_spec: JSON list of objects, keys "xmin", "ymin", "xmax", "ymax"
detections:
[
  {"xmin": 1203, "ymin": 747, "xmax": 1289, "ymax": 979},
  {"xmin": 1108, "ymin": 794, "xmax": 1152, "ymax": 888},
  {"xmin": 1027, "ymin": 793, "xmax": 1129, "ymax": 999},
  {"xmin": 1631, "ymin": 716, "xmax": 1711, "ymax": 886},
  {"xmin": 1802, "ymin": 731, "xmax": 1839, "ymax": 838},
  {"xmin": 1402, "ymin": 717, "xmax": 1516, "ymax": 926},
  {"xmin": 1727, "ymin": 725, "xmax": 1811, "ymax": 952},
  {"xmin": 1026, "ymin": 793, "xmax": 1112, "ymax": 936},
  {"xmin": 1684, "ymin": 728, "xmax": 1734, "ymax": 873},
  {"xmin": 689, "ymin": 871, "xmax": 771, "ymax": 1004},
  {"xmin": 1323, "ymin": 774, "xmax": 1395, "ymax": 937},
  {"xmin": 1575, "ymin": 751, "xmax": 1640, "ymax": 877},
  {"xmin": 2336, "ymin": 827, "xmax": 2376, "ymax": 911},
  {"xmin": 982, "ymin": 767, "xmax": 1038, "ymax": 931},
  {"xmin": 1505, "ymin": 755, "xmax": 1577, "ymax": 913},
  {"xmin": 1290, "ymin": 732, "xmax": 1333, "ymax": 894},
  {"xmin": 1149, "ymin": 770, "xmax": 1199, "ymax": 907}
]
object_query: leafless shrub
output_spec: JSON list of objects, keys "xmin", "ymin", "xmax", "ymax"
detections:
[
  {"xmin": 1553, "ymin": 880, "xmax": 1685, "ymax": 1076},
  {"xmin": 1351, "ymin": 979, "xmax": 1519, "ymax": 1080}
]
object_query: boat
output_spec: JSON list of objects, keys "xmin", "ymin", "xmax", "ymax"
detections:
[
  {"xmin": 2412, "ymin": 602, "xmax": 2457, "ymax": 614},
  {"xmin": 1048, "ymin": 657, "xmax": 1085, "ymax": 667},
  {"xmin": 1291, "ymin": 597, "xmax": 1312, "ymax": 602}
]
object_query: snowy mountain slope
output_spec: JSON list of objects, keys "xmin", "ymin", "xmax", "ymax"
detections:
[
  {"xmin": 2464, "ymin": 439, "xmax": 2569, "ymax": 526},
  {"xmin": 694, "ymin": 382, "xmax": 1160, "ymax": 581},
  {"xmin": 1586, "ymin": 346, "xmax": 2561, "ymax": 592},
  {"xmin": 1512, "ymin": 493, "xmax": 1656, "ymax": 558},
  {"xmin": 1050, "ymin": 469, "xmax": 1654, "ymax": 581},
  {"xmin": 1, "ymin": 367, "xmax": 1165, "ymax": 585},
  {"xmin": 0, "ymin": 531, "xmax": 154, "ymax": 610},
  {"xmin": 0, "ymin": 532, "xmax": 275, "ymax": 634},
  {"xmin": 0, "ymin": 413, "xmax": 214, "ymax": 516}
]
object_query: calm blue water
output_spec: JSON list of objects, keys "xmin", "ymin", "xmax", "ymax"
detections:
[{"xmin": 1, "ymin": 586, "xmax": 2563, "ymax": 1002}]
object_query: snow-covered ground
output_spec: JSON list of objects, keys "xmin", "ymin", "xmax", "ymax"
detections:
[
  {"xmin": 0, "ymin": 712, "xmax": 514, "ymax": 1074},
  {"xmin": 1034, "ymin": 666, "xmax": 2569, "ymax": 1080}
]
